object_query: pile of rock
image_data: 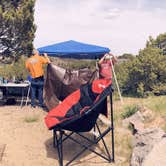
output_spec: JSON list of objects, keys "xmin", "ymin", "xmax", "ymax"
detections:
[
  {"xmin": 122, "ymin": 107, "xmax": 166, "ymax": 166},
  {"xmin": 131, "ymin": 128, "xmax": 166, "ymax": 166}
]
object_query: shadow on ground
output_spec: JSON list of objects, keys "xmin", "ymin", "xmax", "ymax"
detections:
[{"xmin": 44, "ymin": 132, "xmax": 110, "ymax": 165}]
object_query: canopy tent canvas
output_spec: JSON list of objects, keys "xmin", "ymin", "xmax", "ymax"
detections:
[{"xmin": 38, "ymin": 40, "xmax": 110, "ymax": 59}]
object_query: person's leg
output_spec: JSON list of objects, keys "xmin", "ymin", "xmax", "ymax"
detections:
[
  {"xmin": 30, "ymin": 80, "xmax": 36, "ymax": 107},
  {"xmin": 37, "ymin": 79, "xmax": 44, "ymax": 107}
]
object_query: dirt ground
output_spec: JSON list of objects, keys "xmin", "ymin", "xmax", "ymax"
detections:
[{"xmin": 0, "ymin": 105, "xmax": 116, "ymax": 166}]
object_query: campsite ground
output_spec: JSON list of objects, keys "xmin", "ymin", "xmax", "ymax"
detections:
[
  {"xmin": 0, "ymin": 105, "xmax": 119, "ymax": 166},
  {"xmin": 0, "ymin": 96, "xmax": 165, "ymax": 166}
]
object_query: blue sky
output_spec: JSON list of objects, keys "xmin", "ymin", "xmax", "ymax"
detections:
[{"xmin": 34, "ymin": 0, "xmax": 166, "ymax": 55}]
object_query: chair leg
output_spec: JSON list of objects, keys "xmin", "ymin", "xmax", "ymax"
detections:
[
  {"xmin": 54, "ymin": 130, "xmax": 64, "ymax": 166},
  {"xmin": 96, "ymin": 124, "xmax": 112, "ymax": 162},
  {"xmin": 53, "ymin": 125, "xmax": 113, "ymax": 165},
  {"xmin": 53, "ymin": 130, "xmax": 56, "ymax": 148},
  {"xmin": 64, "ymin": 127, "xmax": 112, "ymax": 163},
  {"xmin": 59, "ymin": 131, "xmax": 63, "ymax": 166},
  {"xmin": 93, "ymin": 125, "xmax": 96, "ymax": 140}
]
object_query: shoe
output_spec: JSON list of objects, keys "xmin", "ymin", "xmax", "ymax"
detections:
[
  {"xmin": 38, "ymin": 105, "xmax": 48, "ymax": 112},
  {"xmin": 31, "ymin": 105, "xmax": 36, "ymax": 108},
  {"xmin": 31, "ymin": 105, "xmax": 36, "ymax": 111}
]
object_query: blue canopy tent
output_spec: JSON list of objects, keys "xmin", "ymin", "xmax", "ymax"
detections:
[{"xmin": 38, "ymin": 40, "xmax": 110, "ymax": 59}]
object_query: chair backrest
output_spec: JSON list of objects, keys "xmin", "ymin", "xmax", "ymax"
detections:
[
  {"xmin": 44, "ymin": 64, "xmax": 98, "ymax": 109},
  {"xmin": 55, "ymin": 85, "xmax": 113, "ymax": 132},
  {"xmin": 45, "ymin": 79, "xmax": 112, "ymax": 131}
]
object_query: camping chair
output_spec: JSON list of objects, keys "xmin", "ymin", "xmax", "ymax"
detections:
[{"xmin": 45, "ymin": 80, "xmax": 115, "ymax": 166}]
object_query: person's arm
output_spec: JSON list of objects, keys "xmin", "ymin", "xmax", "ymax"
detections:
[
  {"xmin": 98, "ymin": 54, "xmax": 107, "ymax": 65},
  {"xmin": 109, "ymin": 53, "xmax": 118, "ymax": 64},
  {"xmin": 43, "ymin": 53, "xmax": 51, "ymax": 64}
]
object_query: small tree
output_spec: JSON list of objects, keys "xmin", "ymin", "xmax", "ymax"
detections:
[
  {"xmin": 0, "ymin": 0, "xmax": 36, "ymax": 62},
  {"xmin": 146, "ymin": 33, "xmax": 166, "ymax": 55},
  {"xmin": 124, "ymin": 47, "xmax": 166, "ymax": 96}
]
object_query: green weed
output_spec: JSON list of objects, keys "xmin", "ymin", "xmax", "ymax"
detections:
[
  {"xmin": 24, "ymin": 115, "xmax": 39, "ymax": 123},
  {"xmin": 121, "ymin": 105, "xmax": 139, "ymax": 119}
]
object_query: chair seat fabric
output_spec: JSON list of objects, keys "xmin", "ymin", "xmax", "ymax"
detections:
[{"xmin": 45, "ymin": 79, "xmax": 112, "ymax": 130}]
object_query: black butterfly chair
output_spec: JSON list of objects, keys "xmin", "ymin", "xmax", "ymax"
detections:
[{"xmin": 51, "ymin": 85, "xmax": 114, "ymax": 166}]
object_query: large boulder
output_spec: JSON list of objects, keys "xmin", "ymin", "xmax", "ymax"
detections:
[
  {"xmin": 130, "ymin": 128, "xmax": 165, "ymax": 166},
  {"xmin": 143, "ymin": 136, "xmax": 166, "ymax": 166},
  {"xmin": 122, "ymin": 111, "xmax": 144, "ymax": 134}
]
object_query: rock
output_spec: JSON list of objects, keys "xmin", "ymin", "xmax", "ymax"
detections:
[
  {"xmin": 122, "ymin": 111, "xmax": 144, "ymax": 133},
  {"xmin": 143, "ymin": 136, "xmax": 166, "ymax": 166},
  {"xmin": 130, "ymin": 128, "xmax": 165, "ymax": 166}
]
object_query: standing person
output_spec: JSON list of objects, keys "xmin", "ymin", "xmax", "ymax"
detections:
[
  {"xmin": 98, "ymin": 53, "xmax": 118, "ymax": 126},
  {"xmin": 98, "ymin": 53, "xmax": 117, "ymax": 80},
  {"xmin": 25, "ymin": 49, "xmax": 51, "ymax": 109}
]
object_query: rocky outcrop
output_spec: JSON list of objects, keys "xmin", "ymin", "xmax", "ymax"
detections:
[
  {"xmin": 130, "ymin": 128, "xmax": 166, "ymax": 166},
  {"xmin": 143, "ymin": 136, "xmax": 166, "ymax": 166},
  {"xmin": 122, "ymin": 111, "xmax": 145, "ymax": 134},
  {"xmin": 122, "ymin": 107, "xmax": 166, "ymax": 166}
]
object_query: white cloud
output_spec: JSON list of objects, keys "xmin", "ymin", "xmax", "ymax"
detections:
[{"xmin": 34, "ymin": 0, "xmax": 166, "ymax": 55}]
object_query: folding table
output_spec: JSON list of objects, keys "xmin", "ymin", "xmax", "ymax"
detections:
[{"xmin": 0, "ymin": 82, "xmax": 30, "ymax": 107}]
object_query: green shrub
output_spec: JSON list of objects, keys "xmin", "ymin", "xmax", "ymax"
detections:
[
  {"xmin": 137, "ymin": 83, "xmax": 144, "ymax": 97},
  {"xmin": 121, "ymin": 105, "xmax": 139, "ymax": 119},
  {"xmin": 24, "ymin": 115, "xmax": 39, "ymax": 123},
  {"xmin": 143, "ymin": 91, "xmax": 154, "ymax": 98}
]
